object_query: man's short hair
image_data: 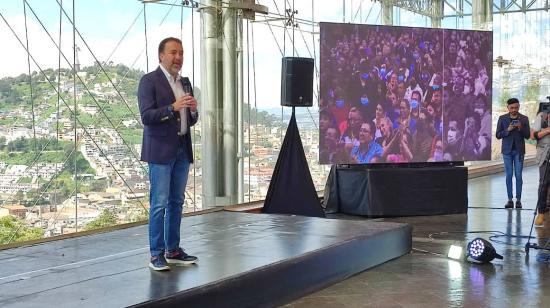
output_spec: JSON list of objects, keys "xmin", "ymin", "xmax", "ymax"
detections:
[
  {"xmin": 507, "ymin": 97, "xmax": 519, "ymax": 105},
  {"xmin": 158, "ymin": 37, "xmax": 182, "ymax": 62}
]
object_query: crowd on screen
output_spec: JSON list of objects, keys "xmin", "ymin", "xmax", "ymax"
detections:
[{"xmin": 319, "ymin": 24, "xmax": 492, "ymax": 164}]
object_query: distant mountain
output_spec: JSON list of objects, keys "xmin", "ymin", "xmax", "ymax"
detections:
[
  {"xmin": 256, "ymin": 106, "xmax": 319, "ymax": 130},
  {"xmin": 258, "ymin": 106, "xmax": 319, "ymax": 116}
]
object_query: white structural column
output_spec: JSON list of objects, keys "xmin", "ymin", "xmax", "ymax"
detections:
[
  {"xmin": 222, "ymin": 4, "xmax": 238, "ymax": 205},
  {"xmin": 473, "ymin": 0, "xmax": 493, "ymax": 30},
  {"xmin": 200, "ymin": 0, "xmax": 221, "ymax": 207},
  {"xmin": 431, "ymin": 0, "xmax": 443, "ymax": 28},
  {"xmin": 381, "ymin": 1, "xmax": 393, "ymax": 25},
  {"xmin": 200, "ymin": 0, "xmax": 242, "ymax": 207},
  {"xmin": 236, "ymin": 6, "xmax": 244, "ymax": 204}
]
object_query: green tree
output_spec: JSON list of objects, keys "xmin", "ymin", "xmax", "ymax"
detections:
[
  {"xmin": 84, "ymin": 209, "xmax": 118, "ymax": 231},
  {"xmin": 26, "ymin": 189, "xmax": 47, "ymax": 205},
  {"xmin": 243, "ymin": 103, "xmax": 280, "ymax": 127},
  {"xmin": 524, "ymin": 79, "xmax": 541, "ymax": 102},
  {"xmin": 129, "ymin": 208, "xmax": 149, "ymax": 223},
  {"xmin": 500, "ymin": 88, "xmax": 512, "ymax": 108},
  {"xmin": 14, "ymin": 190, "xmax": 24, "ymax": 203},
  {"xmin": 0, "ymin": 216, "xmax": 43, "ymax": 244},
  {"xmin": 91, "ymin": 179, "xmax": 108, "ymax": 192}
]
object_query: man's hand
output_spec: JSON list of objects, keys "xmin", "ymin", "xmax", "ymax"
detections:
[
  {"xmin": 507, "ymin": 124, "xmax": 515, "ymax": 132},
  {"xmin": 172, "ymin": 94, "xmax": 197, "ymax": 112}
]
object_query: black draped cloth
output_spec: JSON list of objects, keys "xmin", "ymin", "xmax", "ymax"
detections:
[{"xmin": 262, "ymin": 110, "xmax": 325, "ymax": 217}]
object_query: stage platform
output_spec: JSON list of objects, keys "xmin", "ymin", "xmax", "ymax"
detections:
[{"xmin": 0, "ymin": 211, "xmax": 411, "ymax": 308}]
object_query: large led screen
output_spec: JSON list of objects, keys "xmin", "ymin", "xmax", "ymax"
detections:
[{"xmin": 319, "ymin": 23, "xmax": 492, "ymax": 164}]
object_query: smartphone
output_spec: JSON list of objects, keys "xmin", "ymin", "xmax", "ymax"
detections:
[{"xmin": 511, "ymin": 119, "xmax": 520, "ymax": 126}]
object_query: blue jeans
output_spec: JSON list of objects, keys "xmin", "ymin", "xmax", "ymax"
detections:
[
  {"xmin": 503, "ymin": 150, "xmax": 524, "ymax": 200},
  {"xmin": 148, "ymin": 146, "xmax": 190, "ymax": 257}
]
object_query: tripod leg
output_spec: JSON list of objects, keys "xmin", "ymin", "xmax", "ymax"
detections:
[{"xmin": 526, "ymin": 160, "xmax": 550, "ymax": 254}]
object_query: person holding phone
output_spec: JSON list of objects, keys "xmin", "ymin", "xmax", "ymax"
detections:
[{"xmin": 496, "ymin": 98, "xmax": 530, "ymax": 209}]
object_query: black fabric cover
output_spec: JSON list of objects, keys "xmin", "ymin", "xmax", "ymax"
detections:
[
  {"xmin": 262, "ymin": 110, "xmax": 325, "ymax": 217},
  {"xmin": 323, "ymin": 165, "xmax": 468, "ymax": 216}
]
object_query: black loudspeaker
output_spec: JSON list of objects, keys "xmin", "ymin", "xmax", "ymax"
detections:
[{"xmin": 281, "ymin": 57, "xmax": 314, "ymax": 107}]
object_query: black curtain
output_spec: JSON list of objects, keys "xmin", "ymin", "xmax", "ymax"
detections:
[{"xmin": 262, "ymin": 110, "xmax": 325, "ymax": 217}]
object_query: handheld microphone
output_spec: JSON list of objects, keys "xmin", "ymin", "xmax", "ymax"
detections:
[
  {"xmin": 182, "ymin": 79, "xmax": 193, "ymax": 96},
  {"xmin": 179, "ymin": 78, "xmax": 193, "ymax": 135}
]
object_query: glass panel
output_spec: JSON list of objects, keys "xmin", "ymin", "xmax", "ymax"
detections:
[{"xmin": 2, "ymin": 0, "xmax": 549, "ymax": 246}]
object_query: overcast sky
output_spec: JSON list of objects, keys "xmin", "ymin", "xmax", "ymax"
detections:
[{"xmin": 1, "ymin": 0, "xmax": 548, "ymax": 108}]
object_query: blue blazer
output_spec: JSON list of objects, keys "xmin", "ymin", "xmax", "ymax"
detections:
[
  {"xmin": 495, "ymin": 113, "xmax": 530, "ymax": 155},
  {"xmin": 138, "ymin": 67, "xmax": 198, "ymax": 164}
]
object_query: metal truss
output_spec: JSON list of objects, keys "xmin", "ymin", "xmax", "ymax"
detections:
[
  {"xmin": 443, "ymin": 0, "xmax": 549, "ymax": 17},
  {"xmin": 378, "ymin": 0, "xmax": 444, "ymax": 18},
  {"xmin": 492, "ymin": 0, "xmax": 549, "ymax": 14},
  {"xmin": 378, "ymin": 0, "xmax": 548, "ymax": 18}
]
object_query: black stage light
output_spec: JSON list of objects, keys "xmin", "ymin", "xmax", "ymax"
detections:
[{"xmin": 467, "ymin": 238, "xmax": 503, "ymax": 263}]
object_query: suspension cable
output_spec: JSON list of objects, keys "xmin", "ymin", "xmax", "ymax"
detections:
[
  {"xmin": 52, "ymin": 0, "xmax": 142, "ymax": 126},
  {"xmin": 6, "ymin": 145, "xmax": 78, "ymax": 244},
  {"xmin": 85, "ymin": 7, "xmax": 144, "ymax": 92},
  {"xmin": 274, "ymin": 0, "xmax": 318, "ymax": 129},
  {"xmin": 0, "ymin": 13, "xmax": 148, "ymax": 215},
  {"xmin": 246, "ymin": 19, "xmax": 251, "ymax": 203},
  {"xmin": 364, "ymin": 0, "xmax": 375, "ymax": 23},
  {"xmin": 190, "ymin": 0, "xmax": 197, "ymax": 210},
  {"xmin": 23, "ymin": 1, "xmax": 147, "ymax": 175},
  {"xmin": 56, "ymin": 0, "xmax": 63, "ymax": 213},
  {"xmin": 251, "ymin": 21, "xmax": 259, "ymax": 201},
  {"xmin": 72, "ymin": 0, "xmax": 78, "ymax": 232},
  {"xmin": 352, "ymin": 0, "xmax": 366, "ymax": 22},
  {"xmin": 144, "ymin": 2, "xmax": 149, "ymax": 72},
  {"xmin": 311, "ymin": 0, "xmax": 318, "ymax": 107},
  {"xmin": 22, "ymin": 1, "xmax": 37, "ymax": 152}
]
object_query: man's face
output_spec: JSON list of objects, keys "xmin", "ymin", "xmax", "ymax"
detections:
[
  {"xmin": 427, "ymin": 105, "xmax": 435, "ymax": 116},
  {"xmin": 388, "ymin": 94, "xmax": 397, "ymax": 106},
  {"xmin": 418, "ymin": 112, "xmax": 426, "ymax": 122},
  {"xmin": 474, "ymin": 101, "xmax": 485, "ymax": 117},
  {"xmin": 160, "ymin": 40, "xmax": 184, "ymax": 77},
  {"xmin": 375, "ymin": 104, "xmax": 384, "ymax": 118},
  {"xmin": 325, "ymin": 128, "xmax": 338, "ymax": 149},
  {"xmin": 349, "ymin": 108, "xmax": 363, "ymax": 129},
  {"xmin": 359, "ymin": 123, "xmax": 373, "ymax": 144},
  {"xmin": 320, "ymin": 114, "xmax": 331, "ymax": 131},
  {"xmin": 453, "ymin": 78, "xmax": 464, "ymax": 95},
  {"xmin": 398, "ymin": 82, "xmax": 406, "ymax": 95},
  {"xmin": 411, "ymin": 92, "xmax": 421, "ymax": 102},
  {"xmin": 447, "ymin": 121, "xmax": 460, "ymax": 144},
  {"xmin": 431, "ymin": 91, "xmax": 442, "ymax": 106},
  {"xmin": 399, "ymin": 101, "xmax": 409, "ymax": 118},
  {"xmin": 449, "ymin": 42, "xmax": 456, "ymax": 53},
  {"xmin": 449, "ymin": 121, "xmax": 458, "ymax": 131},
  {"xmin": 508, "ymin": 102, "xmax": 520, "ymax": 116}
]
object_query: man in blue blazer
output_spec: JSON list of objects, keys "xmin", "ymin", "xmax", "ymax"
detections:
[
  {"xmin": 138, "ymin": 37, "xmax": 198, "ymax": 271},
  {"xmin": 496, "ymin": 98, "xmax": 530, "ymax": 209}
]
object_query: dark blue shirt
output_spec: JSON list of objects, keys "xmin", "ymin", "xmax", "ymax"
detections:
[{"xmin": 495, "ymin": 113, "xmax": 530, "ymax": 155}]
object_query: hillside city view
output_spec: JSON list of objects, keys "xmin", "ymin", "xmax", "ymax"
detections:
[
  {"xmin": 0, "ymin": 63, "xmax": 329, "ymax": 244},
  {"xmin": 1, "ymin": 60, "xmax": 548, "ymax": 244},
  {"xmin": 0, "ymin": 0, "xmax": 548, "ymax": 247}
]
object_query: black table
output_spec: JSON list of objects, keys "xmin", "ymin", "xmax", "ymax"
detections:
[{"xmin": 323, "ymin": 164, "xmax": 468, "ymax": 216}]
